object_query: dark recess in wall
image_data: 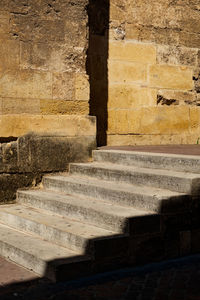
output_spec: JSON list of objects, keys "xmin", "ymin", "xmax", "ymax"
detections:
[{"xmin": 87, "ymin": 0, "xmax": 110, "ymax": 146}]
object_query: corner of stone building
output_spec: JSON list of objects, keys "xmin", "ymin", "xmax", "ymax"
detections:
[{"xmin": 0, "ymin": 0, "xmax": 97, "ymax": 203}]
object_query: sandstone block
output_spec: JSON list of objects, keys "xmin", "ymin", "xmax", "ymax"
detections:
[
  {"xmin": 143, "ymin": 106, "xmax": 189, "ymax": 135},
  {"xmin": 52, "ymin": 72, "xmax": 74, "ymax": 100},
  {"xmin": 126, "ymin": 106, "xmax": 190, "ymax": 135},
  {"xmin": 40, "ymin": 100, "xmax": 89, "ymax": 115},
  {"xmin": 149, "ymin": 64, "xmax": 194, "ymax": 90},
  {"xmin": 108, "ymin": 60, "xmax": 147, "ymax": 83},
  {"xmin": 0, "ymin": 70, "xmax": 52, "ymax": 99},
  {"xmin": 109, "ymin": 41, "xmax": 156, "ymax": 64},
  {"xmin": 179, "ymin": 30, "xmax": 200, "ymax": 48},
  {"xmin": 0, "ymin": 115, "xmax": 96, "ymax": 138},
  {"xmin": 0, "ymin": 98, "xmax": 40, "ymax": 114},
  {"xmin": 10, "ymin": 15, "xmax": 66, "ymax": 43},
  {"xmin": 20, "ymin": 41, "xmax": 86, "ymax": 73},
  {"xmin": 0, "ymin": 39, "xmax": 20, "ymax": 72},
  {"xmin": 108, "ymin": 83, "xmax": 157, "ymax": 109},
  {"xmin": 75, "ymin": 74, "xmax": 90, "ymax": 101},
  {"xmin": 189, "ymin": 107, "xmax": 200, "ymax": 132},
  {"xmin": 107, "ymin": 110, "xmax": 129, "ymax": 134},
  {"xmin": 156, "ymin": 45, "xmax": 198, "ymax": 66},
  {"xmin": 18, "ymin": 134, "xmax": 96, "ymax": 173},
  {"xmin": 110, "ymin": 1, "xmax": 126, "ymax": 23},
  {"xmin": 125, "ymin": 23, "xmax": 180, "ymax": 47},
  {"xmin": 0, "ymin": 12, "xmax": 10, "ymax": 38},
  {"xmin": 106, "ymin": 134, "xmax": 186, "ymax": 146},
  {"xmin": 157, "ymin": 90, "xmax": 197, "ymax": 106}
]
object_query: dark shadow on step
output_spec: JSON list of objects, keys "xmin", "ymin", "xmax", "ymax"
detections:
[{"xmin": 87, "ymin": 0, "xmax": 110, "ymax": 146}]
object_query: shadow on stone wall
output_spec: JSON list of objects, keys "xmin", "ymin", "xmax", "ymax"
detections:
[{"xmin": 87, "ymin": 0, "xmax": 110, "ymax": 146}]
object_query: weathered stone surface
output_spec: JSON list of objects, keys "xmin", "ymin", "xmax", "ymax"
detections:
[
  {"xmin": 109, "ymin": 41, "xmax": 156, "ymax": 64},
  {"xmin": 0, "ymin": 12, "xmax": 10, "ymax": 39},
  {"xmin": 52, "ymin": 72, "xmax": 74, "ymax": 100},
  {"xmin": 0, "ymin": 131, "xmax": 96, "ymax": 203},
  {"xmin": 40, "ymin": 100, "xmax": 89, "ymax": 115},
  {"xmin": 0, "ymin": 98, "xmax": 40, "ymax": 114},
  {"xmin": 157, "ymin": 90, "xmax": 197, "ymax": 106},
  {"xmin": 75, "ymin": 74, "xmax": 90, "ymax": 101},
  {"xmin": 108, "ymin": 60, "xmax": 147, "ymax": 83},
  {"xmin": 0, "ymin": 0, "xmax": 89, "ymax": 121},
  {"xmin": 108, "ymin": 84, "xmax": 157, "ymax": 109},
  {"xmin": 108, "ymin": 106, "xmax": 190, "ymax": 135},
  {"xmin": 0, "ymin": 173, "xmax": 42, "ymax": 203},
  {"xmin": 0, "ymin": 70, "xmax": 52, "ymax": 99},
  {"xmin": 105, "ymin": 0, "xmax": 200, "ymax": 146},
  {"xmin": 149, "ymin": 65, "xmax": 193, "ymax": 90},
  {"xmin": 18, "ymin": 133, "xmax": 96, "ymax": 173},
  {"xmin": 0, "ymin": 39, "xmax": 20, "ymax": 72},
  {"xmin": 157, "ymin": 45, "xmax": 198, "ymax": 66},
  {"xmin": 106, "ymin": 134, "xmax": 200, "ymax": 146},
  {"xmin": 0, "ymin": 115, "xmax": 96, "ymax": 138}
]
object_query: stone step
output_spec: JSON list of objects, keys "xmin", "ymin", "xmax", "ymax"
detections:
[
  {"xmin": 0, "ymin": 204, "xmax": 124, "ymax": 257},
  {"xmin": 43, "ymin": 174, "xmax": 190, "ymax": 213},
  {"xmin": 69, "ymin": 162, "xmax": 200, "ymax": 194},
  {"xmin": 17, "ymin": 189, "xmax": 160, "ymax": 235},
  {"xmin": 93, "ymin": 150, "xmax": 200, "ymax": 173},
  {"xmin": 0, "ymin": 223, "xmax": 90, "ymax": 281}
]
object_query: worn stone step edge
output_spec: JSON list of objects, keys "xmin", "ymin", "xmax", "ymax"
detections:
[
  {"xmin": 0, "ymin": 223, "xmax": 90, "ymax": 281},
  {"xmin": 43, "ymin": 174, "xmax": 190, "ymax": 213},
  {"xmin": 0, "ymin": 204, "xmax": 124, "ymax": 256},
  {"xmin": 69, "ymin": 162, "xmax": 200, "ymax": 194},
  {"xmin": 17, "ymin": 189, "xmax": 160, "ymax": 235},
  {"xmin": 93, "ymin": 150, "xmax": 200, "ymax": 173}
]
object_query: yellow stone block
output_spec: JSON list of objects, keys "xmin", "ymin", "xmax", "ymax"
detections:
[
  {"xmin": 0, "ymin": 39, "xmax": 20, "ymax": 71},
  {"xmin": 109, "ymin": 41, "xmax": 156, "ymax": 64},
  {"xmin": 128, "ymin": 106, "xmax": 190, "ymax": 135},
  {"xmin": 149, "ymin": 64, "xmax": 194, "ymax": 90},
  {"xmin": 107, "ymin": 134, "xmax": 162, "ymax": 146},
  {"xmin": 0, "ymin": 115, "xmax": 96, "ymax": 137},
  {"xmin": 107, "ymin": 134, "xmax": 189, "ymax": 146},
  {"xmin": 0, "ymin": 98, "xmax": 40, "ymax": 114},
  {"xmin": 108, "ymin": 83, "xmax": 157, "ymax": 109},
  {"xmin": 75, "ymin": 74, "xmax": 90, "ymax": 101},
  {"xmin": 0, "ymin": 70, "xmax": 52, "ymax": 99},
  {"xmin": 110, "ymin": 2, "xmax": 126, "ymax": 22},
  {"xmin": 107, "ymin": 110, "xmax": 129, "ymax": 134},
  {"xmin": 108, "ymin": 60, "xmax": 147, "ymax": 83},
  {"xmin": 40, "ymin": 99, "xmax": 89, "ymax": 115},
  {"xmin": 189, "ymin": 107, "xmax": 200, "ymax": 133}
]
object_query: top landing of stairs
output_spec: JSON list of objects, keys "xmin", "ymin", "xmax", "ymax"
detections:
[{"xmin": 99, "ymin": 145, "xmax": 200, "ymax": 156}]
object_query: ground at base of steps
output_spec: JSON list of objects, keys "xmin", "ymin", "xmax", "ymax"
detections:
[{"xmin": 0, "ymin": 254, "xmax": 200, "ymax": 300}]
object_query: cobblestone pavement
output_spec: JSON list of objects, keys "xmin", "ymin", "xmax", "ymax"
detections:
[{"xmin": 1, "ymin": 254, "xmax": 200, "ymax": 300}]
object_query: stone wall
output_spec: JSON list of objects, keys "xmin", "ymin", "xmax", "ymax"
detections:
[
  {"xmin": 107, "ymin": 0, "xmax": 200, "ymax": 145},
  {"xmin": 0, "ymin": 0, "xmax": 90, "ymax": 117},
  {"xmin": 0, "ymin": 126, "xmax": 96, "ymax": 203},
  {"xmin": 0, "ymin": 0, "xmax": 96, "ymax": 203}
]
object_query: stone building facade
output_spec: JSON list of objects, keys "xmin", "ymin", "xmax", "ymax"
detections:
[
  {"xmin": 106, "ymin": 0, "xmax": 200, "ymax": 145},
  {"xmin": 1, "ymin": 0, "xmax": 200, "ymax": 147},
  {"xmin": 0, "ymin": 0, "xmax": 96, "ymax": 202}
]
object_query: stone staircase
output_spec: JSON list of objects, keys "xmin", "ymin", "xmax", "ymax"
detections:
[{"xmin": 0, "ymin": 149, "xmax": 200, "ymax": 281}]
